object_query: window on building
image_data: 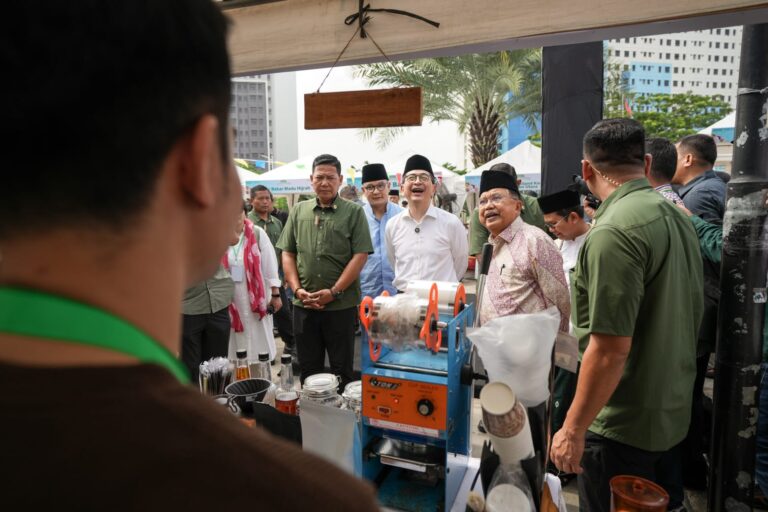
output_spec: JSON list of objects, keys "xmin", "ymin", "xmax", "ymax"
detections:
[
  {"xmin": 713, "ymin": 69, "xmax": 718, "ymax": 75},
  {"xmin": 632, "ymin": 65, "xmax": 636, "ymax": 71},
  {"xmin": 658, "ymin": 66, "xmax": 662, "ymax": 72},
  {"xmin": 664, "ymin": 80, "xmax": 669, "ymax": 86},
  {"xmin": 665, "ymin": 66, "xmax": 670, "ymax": 72},
  {"xmin": 657, "ymin": 80, "xmax": 661, "ymax": 86},
  {"xmin": 633, "ymin": 51, "xmax": 636, "ymax": 57},
  {"xmin": 715, "ymin": 56, "xmax": 719, "ymax": 62},
  {"xmin": 675, "ymin": 40, "xmax": 680, "ymax": 47},
  {"xmin": 716, "ymin": 28, "xmax": 721, "ymax": 35},
  {"xmin": 673, "ymin": 80, "xmax": 678, "ymax": 86},
  {"xmin": 615, "ymin": 50, "xmax": 620, "ymax": 56},
  {"xmin": 624, "ymin": 51, "xmax": 629, "ymax": 57},
  {"xmin": 674, "ymin": 67, "xmax": 678, "ymax": 73},
  {"xmin": 725, "ymin": 29, "xmax": 730, "ymax": 35},
  {"xmin": 713, "ymin": 83, "xmax": 718, "ymax": 88},
  {"xmin": 721, "ymin": 82, "xmax": 726, "ymax": 88},
  {"xmin": 715, "ymin": 42, "xmax": 720, "ymax": 49},
  {"xmin": 666, "ymin": 53, "xmax": 671, "ymax": 59}
]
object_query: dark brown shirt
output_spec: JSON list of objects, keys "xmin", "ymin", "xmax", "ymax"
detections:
[{"xmin": 0, "ymin": 363, "xmax": 379, "ymax": 511}]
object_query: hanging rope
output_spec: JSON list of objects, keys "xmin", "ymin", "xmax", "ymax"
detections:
[{"xmin": 314, "ymin": 2, "xmax": 439, "ymax": 93}]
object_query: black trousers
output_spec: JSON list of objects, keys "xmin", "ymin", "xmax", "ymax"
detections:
[
  {"xmin": 578, "ymin": 432, "xmax": 684, "ymax": 512},
  {"xmin": 293, "ymin": 306, "xmax": 356, "ymax": 389},
  {"xmin": 273, "ymin": 286, "xmax": 294, "ymax": 349},
  {"xmin": 181, "ymin": 308, "xmax": 231, "ymax": 384},
  {"xmin": 680, "ymin": 353, "xmax": 710, "ymax": 489}
]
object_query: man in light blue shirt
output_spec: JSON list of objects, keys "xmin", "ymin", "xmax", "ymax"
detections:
[{"xmin": 359, "ymin": 163, "xmax": 402, "ymax": 298}]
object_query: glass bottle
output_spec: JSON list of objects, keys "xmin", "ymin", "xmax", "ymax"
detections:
[
  {"xmin": 275, "ymin": 354, "xmax": 299, "ymax": 415},
  {"xmin": 255, "ymin": 352, "xmax": 271, "ymax": 381},
  {"xmin": 235, "ymin": 349, "xmax": 250, "ymax": 381}
]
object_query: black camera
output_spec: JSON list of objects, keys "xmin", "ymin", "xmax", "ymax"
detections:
[{"xmin": 569, "ymin": 174, "xmax": 601, "ymax": 211}]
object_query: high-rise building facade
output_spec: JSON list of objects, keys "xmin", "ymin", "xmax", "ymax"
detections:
[
  {"xmin": 230, "ymin": 77, "xmax": 271, "ymax": 162},
  {"xmin": 607, "ymin": 26, "xmax": 742, "ymax": 108}
]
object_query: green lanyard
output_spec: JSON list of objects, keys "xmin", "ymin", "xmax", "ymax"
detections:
[{"xmin": 0, "ymin": 287, "xmax": 189, "ymax": 383}]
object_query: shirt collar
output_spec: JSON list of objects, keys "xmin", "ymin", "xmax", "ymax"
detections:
[
  {"xmin": 314, "ymin": 195, "xmax": 340, "ymax": 211},
  {"xmin": 404, "ymin": 205, "xmax": 438, "ymax": 220},
  {"xmin": 592, "ymin": 177, "xmax": 651, "ymax": 223},
  {"xmin": 492, "ymin": 216, "xmax": 525, "ymax": 244},
  {"xmin": 654, "ymin": 183, "xmax": 673, "ymax": 193},
  {"xmin": 678, "ymin": 169, "xmax": 716, "ymax": 196}
]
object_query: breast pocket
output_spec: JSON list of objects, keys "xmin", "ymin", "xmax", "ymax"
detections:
[{"xmin": 322, "ymin": 219, "xmax": 352, "ymax": 259}]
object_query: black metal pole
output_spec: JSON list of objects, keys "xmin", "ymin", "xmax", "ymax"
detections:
[{"xmin": 708, "ymin": 24, "xmax": 768, "ymax": 512}]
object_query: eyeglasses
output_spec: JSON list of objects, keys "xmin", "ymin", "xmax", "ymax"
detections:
[
  {"xmin": 363, "ymin": 183, "xmax": 388, "ymax": 192},
  {"xmin": 478, "ymin": 193, "xmax": 516, "ymax": 208},
  {"xmin": 404, "ymin": 174, "xmax": 433, "ymax": 184},
  {"xmin": 544, "ymin": 217, "xmax": 567, "ymax": 229}
]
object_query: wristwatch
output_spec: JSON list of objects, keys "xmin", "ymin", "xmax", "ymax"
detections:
[{"xmin": 331, "ymin": 286, "xmax": 343, "ymax": 300}]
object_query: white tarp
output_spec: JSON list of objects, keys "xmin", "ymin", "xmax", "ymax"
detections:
[
  {"xmin": 246, "ymin": 156, "xmax": 315, "ymax": 194},
  {"xmin": 698, "ymin": 112, "xmax": 736, "ymax": 135},
  {"xmin": 464, "ymin": 140, "xmax": 541, "ymax": 193}
]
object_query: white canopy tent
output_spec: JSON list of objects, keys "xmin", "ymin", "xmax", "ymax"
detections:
[
  {"xmin": 242, "ymin": 156, "xmax": 318, "ymax": 206},
  {"xmin": 699, "ymin": 112, "xmax": 736, "ymax": 136},
  {"xmin": 464, "ymin": 140, "xmax": 542, "ymax": 194}
]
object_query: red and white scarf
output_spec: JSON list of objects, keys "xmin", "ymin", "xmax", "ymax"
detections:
[{"xmin": 221, "ymin": 219, "xmax": 267, "ymax": 332}]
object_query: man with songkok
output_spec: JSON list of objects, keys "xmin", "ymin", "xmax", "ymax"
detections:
[
  {"xmin": 385, "ymin": 154, "xmax": 468, "ymax": 291},
  {"xmin": 0, "ymin": 3, "xmax": 379, "ymax": 510},
  {"xmin": 388, "ymin": 189, "xmax": 400, "ymax": 204},
  {"xmin": 469, "ymin": 162, "xmax": 549, "ymax": 259},
  {"xmin": 277, "ymin": 154, "xmax": 373, "ymax": 389},
  {"xmin": 550, "ymin": 119, "xmax": 703, "ymax": 512},
  {"xmin": 538, "ymin": 189, "xmax": 591, "ymax": 288},
  {"xmin": 359, "ymin": 163, "xmax": 402, "ymax": 298},
  {"xmin": 476, "ymin": 170, "xmax": 570, "ymax": 331},
  {"xmin": 537, "ymin": 188, "xmax": 591, "ymax": 475}
]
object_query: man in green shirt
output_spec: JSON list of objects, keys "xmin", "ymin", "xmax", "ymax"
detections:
[
  {"xmin": 277, "ymin": 154, "xmax": 373, "ymax": 387},
  {"xmin": 468, "ymin": 163, "xmax": 548, "ymax": 257},
  {"xmin": 181, "ymin": 265, "xmax": 234, "ymax": 382},
  {"xmin": 550, "ymin": 119, "xmax": 704, "ymax": 512},
  {"xmin": 249, "ymin": 184, "xmax": 295, "ymax": 357}
]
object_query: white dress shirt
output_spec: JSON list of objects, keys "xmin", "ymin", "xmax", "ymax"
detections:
[
  {"xmin": 385, "ymin": 205, "xmax": 468, "ymax": 291},
  {"xmin": 556, "ymin": 229, "xmax": 589, "ymax": 289}
]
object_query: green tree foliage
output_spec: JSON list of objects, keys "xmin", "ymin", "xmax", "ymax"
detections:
[
  {"xmin": 632, "ymin": 93, "xmax": 732, "ymax": 140},
  {"xmin": 604, "ymin": 58, "xmax": 634, "ymax": 119},
  {"xmin": 355, "ymin": 50, "xmax": 541, "ymax": 167}
]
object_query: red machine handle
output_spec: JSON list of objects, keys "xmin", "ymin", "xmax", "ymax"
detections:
[{"xmin": 420, "ymin": 283, "xmax": 442, "ymax": 353}]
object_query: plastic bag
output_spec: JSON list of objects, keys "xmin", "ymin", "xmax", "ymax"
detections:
[
  {"xmin": 485, "ymin": 462, "xmax": 536, "ymax": 511},
  {"xmin": 467, "ymin": 307, "xmax": 559, "ymax": 407}
]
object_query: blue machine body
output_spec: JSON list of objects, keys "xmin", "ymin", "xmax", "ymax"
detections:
[{"xmin": 360, "ymin": 303, "xmax": 474, "ymax": 512}]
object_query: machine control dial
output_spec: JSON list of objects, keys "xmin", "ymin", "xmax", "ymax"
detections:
[{"xmin": 417, "ymin": 399, "xmax": 434, "ymax": 416}]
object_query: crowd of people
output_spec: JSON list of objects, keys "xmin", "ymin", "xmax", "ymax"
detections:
[
  {"xmin": 2, "ymin": 2, "xmax": 766, "ymax": 511},
  {"xmin": 178, "ymin": 120, "xmax": 741, "ymax": 511}
]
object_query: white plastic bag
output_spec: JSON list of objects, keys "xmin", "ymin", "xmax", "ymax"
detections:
[
  {"xmin": 299, "ymin": 400, "xmax": 358, "ymax": 473},
  {"xmin": 467, "ymin": 307, "xmax": 559, "ymax": 407}
]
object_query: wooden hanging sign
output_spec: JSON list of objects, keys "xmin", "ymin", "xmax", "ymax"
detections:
[{"xmin": 304, "ymin": 86, "xmax": 423, "ymax": 129}]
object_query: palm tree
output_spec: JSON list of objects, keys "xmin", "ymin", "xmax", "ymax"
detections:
[{"xmin": 355, "ymin": 50, "xmax": 542, "ymax": 167}]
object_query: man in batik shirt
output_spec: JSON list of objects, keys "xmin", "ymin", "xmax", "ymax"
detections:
[{"xmin": 477, "ymin": 169, "xmax": 570, "ymax": 332}]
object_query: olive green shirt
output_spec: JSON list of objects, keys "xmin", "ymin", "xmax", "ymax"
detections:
[
  {"xmin": 182, "ymin": 265, "xmax": 234, "ymax": 315},
  {"xmin": 249, "ymin": 212, "xmax": 284, "ymax": 268},
  {"xmin": 570, "ymin": 178, "xmax": 704, "ymax": 452},
  {"xmin": 469, "ymin": 194, "xmax": 548, "ymax": 255},
  {"xmin": 277, "ymin": 196, "xmax": 373, "ymax": 311}
]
